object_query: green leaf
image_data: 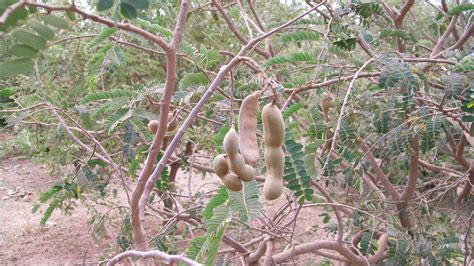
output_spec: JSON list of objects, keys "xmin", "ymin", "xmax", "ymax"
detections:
[
  {"xmin": 263, "ymin": 52, "xmax": 314, "ymax": 67},
  {"xmin": 104, "ymin": 108, "xmax": 132, "ymax": 132},
  {"xmin": 206, "ymin": 225, "xmax": 225, "ymax": 266},
  {"xmin": 447, "ymin": 4, "xmax": 474, "ymax": 16},
  {"xmin": 0, "ymin": 58, "xmax": 33, "ymax": 77},
  {"xmin": 27, "ymin": 5, "xmax": 37, "ymax": 14},
  {"xmin": 27, "ymin": 21, "xmax": 54, "ymax": 40},
  {"xmin": 455, "ymin": 54, "xmax": 474, "ymax": 73},
  {"xmin": 86, "ymin": 27, "xmax": 116, "ymax": 50},
  {"xmin": 97, "ymin": 0, "xmax": 115, "ymax": 11},
  {"xmin": 380, "ymin": 29, "xmax": 412, "ymax": 41},
  {"xmin": 10, "ymin": 44, "xmax": 39, "ymax": 59},
  {"xmin": 283, "ymin": 102, "xmax": 304, "ymax": 119},
  {"xmin": 442, "ymin": 74, "xmax": 463, "ymax": 99},
  {"xmin": 228, "ymin": 179, "xmax": 261, "ymax": 223},
  {"xmin": 0, "ymin": 1, "xmax": 28, "ymax": 30},
  {"xmin": 206, "ymin": 204, "xmax": 229, "ymax": 233},
  {"xmin": 0, "ymin": 88, "xmax": 15, "ymax": 97},
  {"xmin": 202, "ymin": 186, "xmax": 229, "ymax": 220},
  {"xmin": 85, "ymin": 43, "xmax": 113, "ymax": 72},
  {"xmin": 121, "ymin": 0, "xmax": 149, "ymax": 9},
  {"xmin": 179, "ymin": 73, "xmax": 209, "ymax": 89},
  {"xmin": 12, "ymin": 30, "xmax": 47, "ymax": 50},
  {"xmin": 66, "ymin": 11, "xmax": 76, "ymax": 21},
  {"xmin": 186, "ymin": 236, "xmax": 206, "ymax": 260},
  {"xmin": 80, "ymin": 89, "xmax": 134, "ymax": 104},
  {"xmin": 41, "ymin": 14, "xmax": 69, "ymax": 29},
  {"xmin": 462, "ymin": 115, "xmax": 474, "ymax": 122},
  {"xmin": 281, "ymin": 30, "xmax": 320, "ymax": 43},
  {"xmin": 120, "ymin": 3, "xmax": 137, "ymax": 19}
]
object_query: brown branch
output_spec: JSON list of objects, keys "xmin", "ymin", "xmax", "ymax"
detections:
[
  {"xmin": 456, "ymin": 125, "xmax": 474, "ymax": 202},
  {"xmin": 395, "ymin": 0, "xmax": 415, "ymax": 26},
  {"xmin": 359, "ymin": 139, "xmax": 400, "ymax": 200},
  {"xmin": 431, "ymin": 15, "xmax": 459, "ymax": 56},
  {"xmin": 212, "ymin": 0, "xmax": 271, "ymax": 59},
  {"xmin": 295, "ymin": 72, "xmax": 381, "ymax": 93},
  {"xmin": 271, "ymin": 240, "xmax": 366, "ymax": 264},
  {"xmin": 106, "ymin": 250, "xmax": 201, "ymax": 266},
  {"xmin": 247, "ymin": 237, "xmax": 268, "ymax": 263},
  {"xmin": 397, "ymin": 135, "xmax": 420, "ymax": 229},
  {"xmin": 0, "ymin": 0, "xmax": 169, "ymax": 50},
  {"xmin": 368, "ymin": 233, "xmax": 389, "ymax": 263},
  {"xmin": 357, "ymin": 37, "xmax": 375, "ymax": 58},
  {"xmin": 262, "ymin": 239, "xmax": 274, "ymax": 266},
  {"xmin": 131, "ymin": 0, "xmax": 191, "ymax": 251},
  {"xmin": 312, "ymin": 181, "xmax": 345, "ymax": 243},
  {"xmin": 433, "ymin": 24, "xmax": 474, "ymax": 58},
  {"xmin": 382, "ymin": 0, "xmax": 415, "ymax": 52},
  {"xmin": 464, "ymin": 212, "xmax": 474, "ymax": 265},
  {"xmin": 400, "ymin": 135, "xmax": 420, "ymax": 202}
]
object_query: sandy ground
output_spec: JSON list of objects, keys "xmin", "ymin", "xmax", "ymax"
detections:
[
  {"xmin": 0, "ymin": 132, "xmax": 336, "ymax": 265},
  {"xmin": 0, "ymin": 152, "xmax": 119, "ymax": 265}
]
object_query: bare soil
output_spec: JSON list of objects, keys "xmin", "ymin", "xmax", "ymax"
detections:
[
  {"xmin": 0, "ymin": 156, "xmax": 112, "ymax": 265},
  {"xmin": 0, "ymin": 132, "xmax": 335, "ymax": 265}
]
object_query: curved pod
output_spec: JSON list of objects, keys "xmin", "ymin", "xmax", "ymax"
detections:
[
  {"xmin": 238, "ymin": 92, "xmax": 260, "ymax": 164},
  {"xmin": 262, "ymin": 103, "xmax": 285, "ymax": 147},
  {"xmin": 262, "ymin": 102, "xmax": 285, "ymax": 200}
]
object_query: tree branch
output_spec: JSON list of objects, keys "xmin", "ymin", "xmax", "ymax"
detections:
[
  {"xmin": 131, "ymin": 0, "xmax": 191, "ymax": 251},
  {"xmin": 359, "ymin": 139, "xmax": 400, "ymax": 200},
  {"xmin": 433, "ymin": 24, "xmax": 474, "ymax": 58},
  {"xmin": 431, "ymin": 15, "xmax": 459, "ymax": 56},
  {"xmin": 106, "ymin": 250, "xmax": 201, "ymax": 266},
  {"xmin": 0, "ymin": 0, "xmax": 169, "ymax": 50},
  {"xmin": 212, "ymin": 0, "xmax": 271, "ymax": 59}
]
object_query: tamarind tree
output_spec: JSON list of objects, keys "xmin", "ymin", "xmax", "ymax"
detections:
[{"xmin": 0, "ymin": 0, "xmax": 473, "ymax": 265}]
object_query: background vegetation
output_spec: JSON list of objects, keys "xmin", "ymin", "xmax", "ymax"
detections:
[{"xmin": 0, "ymin": 0, "xmax": 473, "ymax": 265}]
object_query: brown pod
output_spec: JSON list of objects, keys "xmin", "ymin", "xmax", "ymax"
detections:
[
  {"xmin": 263, "ymin": 177, "xmax": 283, "ymax": 200},
  {"xmin": 262, "ymin": 103, "xmax": 285, "ymax": 147},
  {"xmin": 147, "ymin": 120, "xmax": 159, "ymax": 134},
  {"xmin": 321, "ymin": 92, "xmax": 335, "ymax": 122},
  {"xmin": 222, "ymin": 173, "xmax": 243, "ymax": 191},
  {"xmin": 213, "ymin": 154, "xmax": 229, "ymax": 178},
  {"xmin": 262, "ymin": 102, "xmax": 285, "ymax": 200},
  {"xmin": 264, "ymin": 148, "xmax": 285, "ymax": 178},
  {"xmin": 167, "ymin": 112, "xmax": 178, "ymax": 132},
  {"xmin": 223, "ymin": 127, "xmax": 239, "ymax": 156},
  {"xmin": 229, "ymin": 153, "xmax": 256, "ymax": 182},
  {"xmin": 238, "ymin": 91, "xmax": 260, "ymax": 164}
]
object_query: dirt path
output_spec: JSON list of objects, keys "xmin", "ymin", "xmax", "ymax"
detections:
[
  {"xmin": 0, "ymin": 146, "xmax": 110, "ymax": 264},
  {"xmin": 0, "ymin": 132, "xmax": 335, "ymax": 265}
]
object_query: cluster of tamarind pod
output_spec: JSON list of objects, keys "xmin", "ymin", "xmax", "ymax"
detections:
[
  {"xmin": 213, "ymin": 91, "xmax": 286, "ymax": 201},
  {"xmin": 147, "ymin": 111, "xmax": 178, "ymax": 134}
]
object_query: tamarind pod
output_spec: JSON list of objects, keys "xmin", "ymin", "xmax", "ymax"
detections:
[
  {"xmin": 213, "ymin": 154, "xmax": 229, "ymax": 178},
  {"xmin": 238, "ymin": 91, "xmax": 260, "ymax": 164},
  {"xmin": 147, "ymin": 120, "xmax": 159, "ymax": 134},
  {"xmin": 230, "ymin": 157, "xmax": 255, "ymax": 182},
  {"xmin": 262, "ymin": 103, "xmax": 285, "ymax": 147},
  {"xmin": 229, "ymin": 153, "xmax": 256, "ymax": 182},
  {"xmin": 321, "ymin": 92, "xmax": 335, "ymax": 121},
  {"xmin": 264, "ymin": 148, "xmax": 285, "ymax": 178},
  {"xmin": 262, "ymin": 102, "xmax": 285, "ymax": 200},
  {"xmin": 223, "ymin": 127, "xmax": 239, "ymax": 156},
  {"xmin": 167, "ymin": 112, "xmax": 178, "ymax": 132},
  {"xmin": 263, "ymin": 147, "xmax": 285, "ymax": 200},
  {"xmin": 263, "ymin": 177, "xmax": 283, "ymax": 200},
  {"xmin": 222, "ymin": 173, "xmax": 243, "ymax": 191}
]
